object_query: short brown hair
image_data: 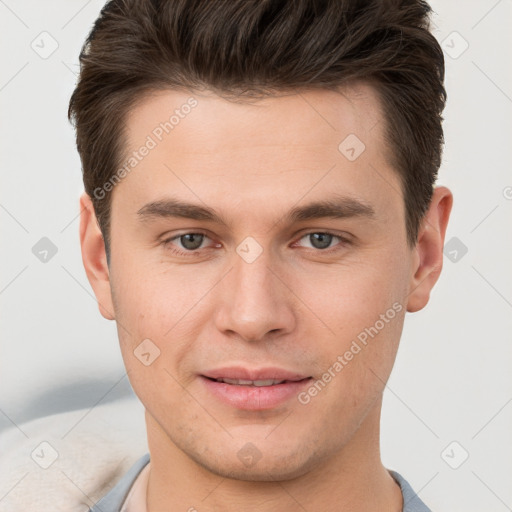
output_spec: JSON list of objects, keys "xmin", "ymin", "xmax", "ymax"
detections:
[{"xmin": 68, "ymin": 0, "xmax": 445, "ymax": 255}]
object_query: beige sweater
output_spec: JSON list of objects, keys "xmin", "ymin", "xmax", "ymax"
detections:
[{"xmin": 0, "ymin": 397, "xmax": 148, "ymax": 512}]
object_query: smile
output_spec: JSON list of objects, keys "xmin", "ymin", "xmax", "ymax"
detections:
[{"xmin": 200, "ymin": 374, "xmax": 313, "ymax": 410}]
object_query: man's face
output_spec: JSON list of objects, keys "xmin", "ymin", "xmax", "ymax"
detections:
[{"xmin": 105, "ymin": 85, "xmax": 416, "ymax": 479}]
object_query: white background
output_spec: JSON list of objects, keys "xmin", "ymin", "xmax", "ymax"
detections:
[{"xmin": 0, "ymin": 1, "xmax": 511, "ymax": 510}]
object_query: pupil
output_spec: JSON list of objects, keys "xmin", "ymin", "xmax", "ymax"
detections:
[
  {"xmin": 181, "ymin": 233, "xmax": 203, "ymax": 250},
  {"xmin": 310, "ymin": 233, "xmax": 332, "ymax": 249}
]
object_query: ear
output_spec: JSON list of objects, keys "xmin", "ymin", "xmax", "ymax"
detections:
[
  {"xmin": 79, "ymin": 192, "xmax": 115, "ymax": 320},
  {"xmin": 406, "ymin": 186, "xmax": 453, "ymax": 313}
]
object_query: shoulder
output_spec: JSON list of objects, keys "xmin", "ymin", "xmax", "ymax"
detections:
[
  {"xmin": 389, "ymin": 470, "xmax": 432, "ymax": 512},
  {"xmin": 89, "ymin": 453, "xmax": 150, "ymax": 512}
]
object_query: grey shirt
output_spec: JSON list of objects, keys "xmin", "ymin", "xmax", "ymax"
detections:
[{"xmin": 89, "ymin": 453, "xmax": 431, "ymax": 512}]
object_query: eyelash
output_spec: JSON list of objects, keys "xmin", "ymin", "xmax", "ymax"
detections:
[{"xmin": 161, "ymin": 231, "xmax": 350, "ymax": 257}]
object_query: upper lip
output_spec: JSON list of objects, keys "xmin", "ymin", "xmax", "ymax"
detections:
[{"xmin": 201, "ymin": 367, "xmax": 310, "ymax": 382}]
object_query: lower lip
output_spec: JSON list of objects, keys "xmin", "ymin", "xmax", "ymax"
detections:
[{"xmin": 200, "ymin": 376, "xmax": 313, "ymax": 410}]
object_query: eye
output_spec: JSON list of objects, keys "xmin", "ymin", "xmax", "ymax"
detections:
[
  {"xmin": 295, "ymin": 232, "xmax": 348, "ymax": 251},
  {"xmin": 161, "ymin": 230, "xmax": 350, "ymax": 258},
  {"xmin": 175, "ymin": 233, "xmax": 207, "ymax": 250},
  {"xmin": 163, "ymin": 232, "xmax": 218, "ymax": 255}
]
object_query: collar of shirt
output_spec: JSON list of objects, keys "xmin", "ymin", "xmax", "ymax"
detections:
[{"xmin": 120, "ymin": 461, "xmax": 150, "ymax": 512}]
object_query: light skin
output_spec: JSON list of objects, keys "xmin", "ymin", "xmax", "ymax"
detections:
[{"xmin": 80, "ymin": 84, "xmax": 452, "ymax": 511}]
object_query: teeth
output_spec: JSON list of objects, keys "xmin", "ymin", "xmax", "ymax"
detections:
[{"xmin": 215, "ymin": 378, "xmax": 285, "ymax": 386}]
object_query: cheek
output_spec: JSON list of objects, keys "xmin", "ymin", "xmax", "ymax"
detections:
[
  {"xmin": 111, "ymin": 252, "xmax": 210, "ymax": 330},
  {"xmin": 291, "ymin": 250, "xmax": 408, "ymax": 401},
  {"xmin": 292, "ymin": 249, "xmax": 408, "ymax": 340},
  {"xmin": 112, "ymin": 284, "xmax": 193, "ymax": 414},
  {"xmin": 109, "ymin": 262, "xmax": 215, "ymax": 390}
]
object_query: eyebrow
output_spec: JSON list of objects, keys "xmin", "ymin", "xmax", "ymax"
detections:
[{"xmin": 137, "ymin": 195, "xmax": 376, "ymax": 225}]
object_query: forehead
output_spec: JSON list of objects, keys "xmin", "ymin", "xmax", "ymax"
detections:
[
  {"xmin": 113, "ymin": 84, "xmax": 401, "ymax": 226},
  {"xmin": 125, "ymin": 83, "xmax": 384, "ymax": 156}
]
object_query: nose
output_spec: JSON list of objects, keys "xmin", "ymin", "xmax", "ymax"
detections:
[{"xmin": 214, "ymin": 249, "xmax": 297, "ymax": 343}]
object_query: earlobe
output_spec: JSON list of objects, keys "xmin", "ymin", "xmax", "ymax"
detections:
[
  {"xmin": 406, "ymin": 186, "xmax": 453, "ymax": 313},
  {"xmin": 79, "ymin": 192, "xmax": 116, "ymax": 320}
]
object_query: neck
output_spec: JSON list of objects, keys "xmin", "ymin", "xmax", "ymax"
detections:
[{"xmin": 144, "ymin": 398, "xmax": 402, "ymax": 512}]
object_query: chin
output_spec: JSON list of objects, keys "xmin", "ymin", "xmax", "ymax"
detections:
[
  {"xmin": 204, "ymin": 461, "xmax": 314, "ymax": 483},
  {"xmin": 188, "ymin": 444, "xmax": 321, "ymax": 482}
]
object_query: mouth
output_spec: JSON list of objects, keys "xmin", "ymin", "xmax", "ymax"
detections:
[
  {"xmin": 199, "ymin": 368, "xmax": 313, "ymax": 410},
  {"xmin": 204, "ymin": 376, "xmax": 310, "ymax": 386}
]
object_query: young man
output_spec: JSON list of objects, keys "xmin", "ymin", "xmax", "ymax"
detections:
[{"xmin": 69, "ymin": 0, "xmax": 452, "ymax": 510}]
